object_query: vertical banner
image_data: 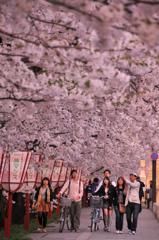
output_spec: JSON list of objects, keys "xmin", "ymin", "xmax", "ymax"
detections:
[
  {"xmin": 66, "ymin": 166, "xmax": 71, "ymax": 180},
  {"xmin": 19, "ymin": 153, "xmax": 42, "ymax": 192},
  {"xmin": 51, "ymin": 160, "xmax": 63, "ymax": 187},
  {"xmin": 0, "ymin": 149, "xmax": 5, "ymax": 184},
  {"xmin": 41, "ymin": 160, "xmax": 55, "ymax": 180},
  {"xmin": 1, "ymin": 153, "xmax": 10, "ymax": 191},
  {"xmin": 2, "ymin": 151, "xmax": 31, "ymax": 192},
  {"xmin": 59, "ymin": 162, "xmax": 68, "ymax": 186},
  {"xmin": 36, "ymin": 154, "xmax": 44, "ymax": 186}
]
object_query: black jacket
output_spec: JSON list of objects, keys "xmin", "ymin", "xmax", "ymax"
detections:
[
  {"xmin": 94, "ymin": 184, "xmax": 116, "ymax": 205},
  {"xmin": 114, "ymin": 187, "xmax": 126, "ymax": 206}
]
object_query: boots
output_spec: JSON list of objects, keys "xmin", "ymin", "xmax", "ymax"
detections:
[
  {"xmin": 104, "ymin": 215, "xmax": 111, "ymax": 232},
  {"xmin": 107, "ymin": 216, "xmax": 111, "ymax": 232},
  {"xmin": 104, "ymin": 215, "xmax": 108, "ymax": 231}
]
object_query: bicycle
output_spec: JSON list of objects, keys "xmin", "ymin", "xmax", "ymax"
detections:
[
  {"xmin": 59, "ymin": 196, "xmax": 72, "ymax": 233},
  {"xmin": 90, "ymin": 195, "xmax": 104, "ymax": 232}
]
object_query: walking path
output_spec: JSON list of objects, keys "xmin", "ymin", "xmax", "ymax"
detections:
[{"xmin": 29, "ymin": 208, "xmax": 159, "ymax": 240}]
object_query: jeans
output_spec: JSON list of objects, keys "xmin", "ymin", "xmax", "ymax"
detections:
[
  {"xmin": 126, "ymin": 202, "xmax": 140, "ymax": 232},
  {"xmin": 147, "ymin": 198, "xmax": 152, "ymax": 209},
  {"xmin": 38, "ymin": 212, "xmax": 48, "ymax": 228},
  {"xmin": 70, "ymin": 201, "xmax": 81, "ymax": 230},
  {"xmin": 114, "ymin": 206, "xmax": 124, "ymax": 231}
]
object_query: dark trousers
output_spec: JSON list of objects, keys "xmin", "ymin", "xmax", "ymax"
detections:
[
  {"xmin": 126, "ymin": 202, "xmax": 140, "ymax": 232},
  {"xmin": 147, "ymin": 198, "xmax": 152, "ymax": 209},
  {"xmin": 70, "ymin": 201, "xmax": 81, "ymax": 230},
  {"xmin": 114, "ymin": 206, "xmax": 124, "ymax": 231},
  {"xmin": 38, "ymin": 212, "xmax": 48, "ymax": 228}
]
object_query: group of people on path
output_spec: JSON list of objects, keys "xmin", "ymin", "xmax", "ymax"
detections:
[
  {"xmin": 86, "ymin": 169, "xmax": 144, "ymax": 235},
  {"xmin": 33, "ymin": 168, "xmax": 144, "ymax": 235}
]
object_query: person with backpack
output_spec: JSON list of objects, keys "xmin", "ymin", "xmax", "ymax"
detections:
[{"xmin": 57, "ymin": 169, "xmax": 83, "ymax": 232}]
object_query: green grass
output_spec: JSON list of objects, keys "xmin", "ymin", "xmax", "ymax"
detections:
[{"xmin": 0, "ymin": 211, "xmax": 58, "ymax": 240}]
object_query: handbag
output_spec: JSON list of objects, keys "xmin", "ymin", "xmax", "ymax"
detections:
[
  {"xmin": 32, "ymin": 201, "xmax": 38, "ymax": 211},
  {"xmin": 119, "ymin": 203, "xmax": 126, "ymax": 213}
]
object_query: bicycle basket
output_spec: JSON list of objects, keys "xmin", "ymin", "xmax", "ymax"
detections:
[
  {"xmin": 60, "ymin": 197, "xmax": 72, "ymax": 207},
  {"xmin": 90, "ymin": 197, "xmax": 103, "ymax": 208}
]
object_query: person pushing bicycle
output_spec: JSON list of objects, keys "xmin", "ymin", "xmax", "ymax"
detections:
[{"xmin": 57, "ymin": 170, "xmax": 83, "ymax": 232}]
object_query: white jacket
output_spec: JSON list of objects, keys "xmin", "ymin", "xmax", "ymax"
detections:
[{"xmin": 125, "ymin": 179, "xmax": 140, "ymax": 206}]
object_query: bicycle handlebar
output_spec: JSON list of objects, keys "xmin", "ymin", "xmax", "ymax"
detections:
[{"xmin": 90, "ymin": 195, "xmax": 105, "ymax": 199}]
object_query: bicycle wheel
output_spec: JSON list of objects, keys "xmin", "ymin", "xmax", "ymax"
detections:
[
  {"xmin": 91, "ymin": 218, "xmax": 95, "ymax": 232},
  {"xmin": 94, "ymin": 222, "xmax": 98, "ymax": 231},
  {"xmin": 66, "ymin": 208, "xmax": 72, "ymax": 230},
  {"xmin": 59, "ymin": 208, "xmax": 65, "ymax": 233},
  {"xmin": 90, "ymin": 209, "xmax": 99, "ymax": 232}
]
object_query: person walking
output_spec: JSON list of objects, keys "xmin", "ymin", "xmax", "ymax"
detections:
[
  {"xmin": 114, "ymin": 177, "xmax": 126, "ymax": 234},
  {"xmin": 57, "ymin": 169, "xmax": 83, "ymax": 232},
  {"xmin": 95, "ymin": 169, "xmax": 115, "ymax": 193},
  {"xmin": 91, "ymin": 177, "xmax": 99, "ymax": 194},
  {"xmin": 33, "ymin": 177, "xmax": 53, "ymax": 233},
  {"xmin": 85, "ymin": 179, "xmax": 92, "ymax": 207},
  {"xmin": 94, "ymin": 176, "xmax": 115, "ymax": 232},
  {"xmin": 124, "ymin": 173, "xmax": 141, "ymax": 235},
  {"xmin": 146, "ymin": 181, "xmax": 153, "ymax": 209},
  {"xmin": 136, "ymin": 176, "xmax": 145, "ymax": 213}
]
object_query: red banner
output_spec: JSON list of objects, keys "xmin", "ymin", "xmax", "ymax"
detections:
[
  {"xmin": 2, "ymin": 151, "xmax": 31, "ymax": 192},
  {"xmin": 0, "ymin": 149, "xmax": 5, "ymax": 184},
  {"xmin": 41, "ymin": 160, "xmax": 55, "ymax": 179},
  {"xmin": 66, "ymin": 166, "xmax": 71, "ymax": 180},
  {"xmin": 19, "ymin": 153, "xmax": 42, "ymax": 192},
  {"xmin": 51, "ymin": 160, "xmax": 63, "ymax": 187},
  {"xmin": 59, "ymin": 161, "xmax": 68, "ymax": 185}
]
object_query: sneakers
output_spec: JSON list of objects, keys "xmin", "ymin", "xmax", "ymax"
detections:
[
  {"xmin": 107, "ymin": 227, "xmax": 110, "ymax": 232},
  {"xmin": 128, "ymin": 230, "xmax": 136, "ymax": 235},
  {"xmin": 128, "ymin": 230, "xmax": 132, "ymax": 234},
  {"xmin": 116, "ymin": 230, "xmax": 120, "ymax": 234},
  {"xmin": 104, "ymin": 226, "xmax": 108, "ymax": 232},
  {"xmin": 119, "ymin": 231, "xmax": 123, "ymax": 234},
  {"xmin": 37, "ymin": 227, "xmax": 47, "ymax": 233},
  {"xmin": 37, "ymin": 227, "xmax": 42, "ymax": 232},
  {"xmin": 104, "ymin": 226, "xmax": 110, "ymax": 232}
]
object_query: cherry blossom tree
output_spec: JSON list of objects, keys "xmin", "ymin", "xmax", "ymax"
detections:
[{"xmin": 0, "ymin": 0, "xmax": 159, "ymax": 176}]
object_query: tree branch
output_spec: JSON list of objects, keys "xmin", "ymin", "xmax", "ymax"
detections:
[
  {"xmin": 46, "ymin": 0, "xmax": 103, "ymax": 22},
  {"xmin": 28, "ymin": 15, "xmax": 76, "ymax": 31},
  {"xmin": 0, "ymin": 52, "xmax": 28, "ymax": 58},
  {"xmin": 0, "ymin": 28, "xmax": 89, "ymax": 50},
  {"xmin": 125, "ymin": 0, "xmax": 159, "ymax": 6},
  {"xmin": 0, "ymin": 29, "xmax": 40, "ymax": 45},
  {"xmin": 0, "ymin": 96, "xmax": 46, "ymax": 103},
  {"xmin": 112, "ymin": 25, "xmax": 138, "ymax": 35}
]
